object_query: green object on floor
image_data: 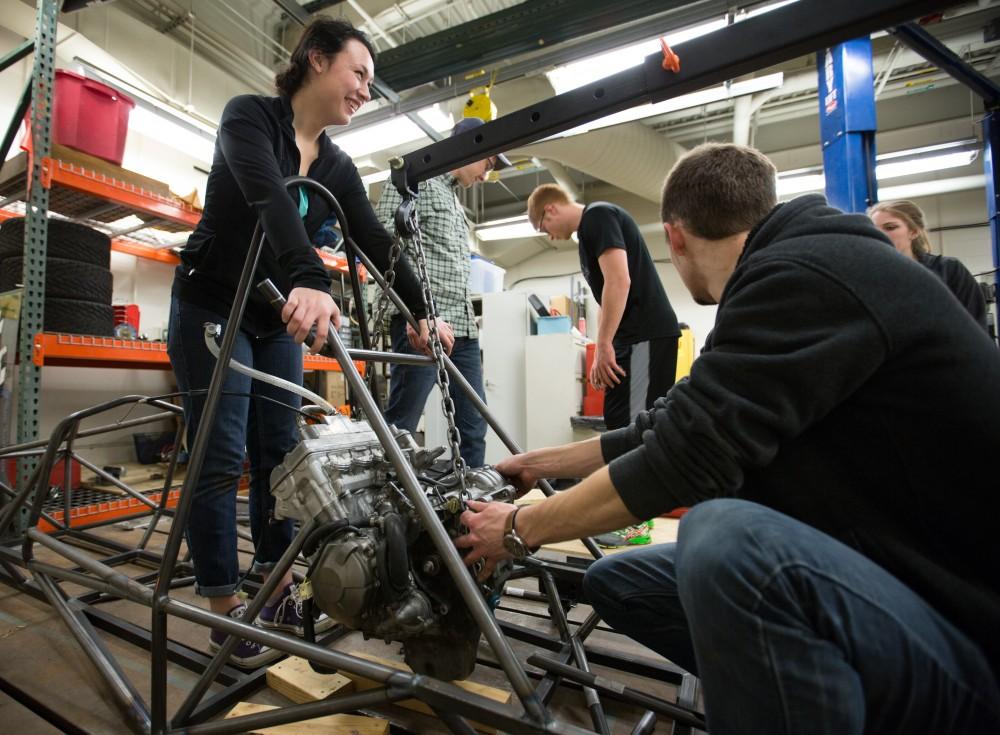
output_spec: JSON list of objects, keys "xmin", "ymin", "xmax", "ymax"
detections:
[{"xmin": 596, "ymin": 519, "xmax": 654, "ymax": 548}]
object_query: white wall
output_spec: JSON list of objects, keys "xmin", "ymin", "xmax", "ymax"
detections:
[
  {"xmin": 503, "ymin": 187, "xmax": 998, "ymax": 357},
  {"xmin": 0, "ymin": 25, "xmax": 30, "ymax": 159},
  {"xmin": 504, "ymin": 247, "xmax": 719, "ymax": 356}
]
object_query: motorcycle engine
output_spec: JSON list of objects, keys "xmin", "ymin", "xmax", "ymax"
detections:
[{"xmin": 269, "ymin": 414, "xmax": 515, "ymax": 681}]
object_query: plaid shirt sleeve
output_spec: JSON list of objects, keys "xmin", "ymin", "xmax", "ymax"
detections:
[{"xmin": 372, "ymin": 174, "xmax": 477, "ymax": 338}]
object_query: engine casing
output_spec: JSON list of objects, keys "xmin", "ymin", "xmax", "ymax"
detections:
[{"xmin": 269, "ymin": 415, "xmax": 515, "ymax": 680}]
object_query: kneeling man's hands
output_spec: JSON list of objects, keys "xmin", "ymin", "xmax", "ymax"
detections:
[
  {"xmin": 454, "ymin": 500, "xmax": 514, "ymax": 581},
  {"xmin": 494, "ymin": 454, "xmax": 538, "ymax": 497}
]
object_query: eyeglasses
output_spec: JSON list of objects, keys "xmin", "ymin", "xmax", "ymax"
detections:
[
  {"xmin": 484, "ymin": 156, "xmax": 498, "ymax": 173},
  {"xmin": 535, "ymin": 209, "xmax": 549, "ymax": 233}
]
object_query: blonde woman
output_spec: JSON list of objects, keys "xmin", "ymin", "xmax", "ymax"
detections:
[{"xmin": 869, "ymin": 200, "xmax": 988, "ymax": 331}]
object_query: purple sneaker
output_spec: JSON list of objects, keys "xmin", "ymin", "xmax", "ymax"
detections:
[
  {"xmin": 208, "ymin": 604, "xmax": 282, "ymax": 669},
  {"xmin": 258, "ymin": 583, "xmax": 335, "ymax": 636}
]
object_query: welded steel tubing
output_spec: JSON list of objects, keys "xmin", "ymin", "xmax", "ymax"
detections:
[
  {"xmin": 35, "ymin": 573, "xmax": 152, "ymax": 734},
  {"xmin": 527, "ymin": 655, "xmax": 706, "ymax": 730},
  {"xmin": 151, "ymin": 219, "xmax": 269, "ymax": 733},
  {"xmin": 304, "ymin": 295, "xmax": 547, "ymax": 722},
  {"xmin": 171, "ymin": 517, "xmax": 318, "ymax": 727},
  {"xmin": 180, "ymin": 687, "xmax": 411, "ymax": 735},
  {"xmin": 630, "ymin": 710, "xmax": 658, "ymax": 735},
  {"xmin": 26, "ymin": 528, "xmax": 154, "ymax": 604},
  {"xmin": 168, "ymin": 597, "xmax": 424, "ymax": 682},
  {"xmin": 27, "ymin": 558, "xmax": 126, "ymax": 595},
  {"xmin": 0, "ymin": 409, "xmax": 180, "ymax": 456},
  {"xmin": 432, "ymin": 707, "xmax": 480, "ymax": 735},
  {"xmin": 74, "ymin": 455, "xmax": 159, "ymax": 509},
  {"xmin": 138, "ymin": 420, "xmax": 185, "ymax": 551},
  {"xmin": 540, "ymin": 571, "xmax": 609, "ymax": 735},
  {"xmin": 16, "ymin": 397, "xmax": 180, "ymax": 552},
  {"xmin": 0, "ymin": 479, "xmax": 62, "ymax": 530},
  {"xmin": 278, "ymin": 177, "xmax": 548, "ymax": 723},
  {"xmin": 349, "ymin": 245, "xmax": 603, "ymax": 558},
  {"xmin": 345, "ymin": 347, "xmax": 434, "ymax": 365}
]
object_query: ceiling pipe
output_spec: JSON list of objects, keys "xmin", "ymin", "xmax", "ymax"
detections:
[
  {"xmin": 537, "ymin": 158, "xmax": 583, "ymax": 201},
  {"xmin": 732, "ymin": 93, "xmax": 753, "ymax": 146},
  {"xmin": 347, "ymin": 0, "xmax": 399, "ymax": 48}
]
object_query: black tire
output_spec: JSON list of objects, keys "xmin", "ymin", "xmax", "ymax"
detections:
[
  {"xmin": 0, "ymin": 256, "xmax": 113, "ymax": 304},
  {"xmin": 42, "ymin": 298, "xmax": 114, "ymax": 336},
  {"xmin": 0, "ymin": 217, "xmax": 111, "ymax": 268}
]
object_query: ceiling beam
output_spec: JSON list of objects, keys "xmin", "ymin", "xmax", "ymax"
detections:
[
  {"xmin": 270, "ymin": 0, "xmax": 311, "ymax": 26},
  {"xmin": 375, "ymin": 0, "xmax": 712, "ymax": 93}
]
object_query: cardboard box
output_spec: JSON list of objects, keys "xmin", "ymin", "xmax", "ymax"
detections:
[
  {"xmin": 549, "ymin": 295, "xmax": 571, "ymax": 317},
  {"xmin": 320, "ymin": 371, "xmax": 347, "ymax": 408}
]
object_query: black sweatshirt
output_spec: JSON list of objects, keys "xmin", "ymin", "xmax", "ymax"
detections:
[
  {"xmin": 917, "ymin": 251, "xmax": 989, "ymax": 333},
  {"xmin": 602, "ymin": 194, "xmax": 1000, "ymax": 676},
  {"xmin": 174, "ymin": 94, "xmax": 425, "ymax": 336}
]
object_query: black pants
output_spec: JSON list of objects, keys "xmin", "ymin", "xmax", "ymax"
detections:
[{"xmin": 603, "ymin": 336, "xmax": 678, "ymax": 430}]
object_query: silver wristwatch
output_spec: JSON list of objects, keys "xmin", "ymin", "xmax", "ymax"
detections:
[{"xmin": 502, "ymin": 507, "xmax": 533, "ymax": 561}]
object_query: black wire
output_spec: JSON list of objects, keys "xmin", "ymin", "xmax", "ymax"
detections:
[{"xmin": 144, "ymin": 389, "xmax": 315, "ymax": 419}]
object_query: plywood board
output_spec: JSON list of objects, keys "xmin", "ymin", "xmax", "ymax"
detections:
[
  {"xmin": 224, "ymin": 702, "xmax": 388, "ymax": 734},
  {"xmin": 267, "ymin": 656, "xmax": 354, "ymax": 704}
]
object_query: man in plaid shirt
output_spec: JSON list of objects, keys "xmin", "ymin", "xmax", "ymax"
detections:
[{"xmin": 374, "ymin": 117, "xmax": 511, "ymax": 467}]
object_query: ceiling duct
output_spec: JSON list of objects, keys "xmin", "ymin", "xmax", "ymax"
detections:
[{"xmin": 511, "ymin": 123, "xmax": 688, "ymax": 203}]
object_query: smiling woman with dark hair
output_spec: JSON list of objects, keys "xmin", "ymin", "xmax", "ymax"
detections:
[{"xmin": 167, "ymin": 17, "xmax": 434, "ymax": 668}]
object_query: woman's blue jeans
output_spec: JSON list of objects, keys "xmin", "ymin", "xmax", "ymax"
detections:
[
  {"xmin": 167, "ymin": 297, "xmax": 301, "ymax": 597},
  {"xmin": 583, "ymin": 499, "xmax": 1000, "ymax": 734}
]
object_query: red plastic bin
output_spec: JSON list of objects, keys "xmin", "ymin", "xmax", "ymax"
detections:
[{"xmin": 51, "ymin": 69, "xmax": 135, "ymax": 166}]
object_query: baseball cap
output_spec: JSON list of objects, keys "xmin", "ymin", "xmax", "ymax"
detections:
[{"xmin": 450, "ymin": 117, "xmax": 511, "ymax": 170}]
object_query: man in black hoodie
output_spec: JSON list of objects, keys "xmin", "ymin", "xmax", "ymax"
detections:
[{"xmin": 456, "ymin": 144, "xmax": 1000, "ymax": 733}]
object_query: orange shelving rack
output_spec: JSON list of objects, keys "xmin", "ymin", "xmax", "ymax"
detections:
[{"xmin": 32, "ymin": 332, "xmax": 365, "ymax": 374}]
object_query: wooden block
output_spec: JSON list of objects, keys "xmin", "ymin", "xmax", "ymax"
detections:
[
  {"xmin": 225, "ymin": 701, "xmax": 388, "ymax": 734},
  {"xmin": 267, "ymin": 656, "xmax": 354, "ymax": 704},
  {"xmin": 341, "ymin": 651, "xmax": 510, "ymax": 733}
]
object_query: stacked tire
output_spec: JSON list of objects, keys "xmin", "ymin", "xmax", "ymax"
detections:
[{"xmin": 0, "ymin": 217, "xmax": 114, "ymax": 336}]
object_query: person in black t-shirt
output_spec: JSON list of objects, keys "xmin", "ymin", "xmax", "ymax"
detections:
[
  {"xmin": 868, "ymin": 199, "xmax": 989, "ymax": 333},
  {"xmin": 527, "ymin": 184, "xmax": 681, "ymax": 430}
]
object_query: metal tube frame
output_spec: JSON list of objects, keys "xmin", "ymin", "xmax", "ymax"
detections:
[{"xmin": 0, "ymin": 2, "xmax": 962, "ymax": 732}]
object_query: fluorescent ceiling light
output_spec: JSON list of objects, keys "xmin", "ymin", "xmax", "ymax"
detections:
[
  {"xmin": 331, "ymin": 105, "xmax": 453, "ymax": 159},
  {"xmin": 878, "ymin": 174, "xmax": 985, "ymax": 200},
  {"xmin": 875, "ymin": 150, "xmax": 978, "ymax": 179},
  {"xmin": 775, "ymin": 172, "xmax": 825, "ymax": 197},
  {"xmin": 775, "ymin": 141, "xmax": 981, "ymax": 197},
  {"xmin": 546, "ymin": 19, "xmax": 727, "ymax": 95},
  {"xmin": 128, "ymin": 106, "xmax": 216, "ymax": 163},
  {"xmin": 545, "ymin": 1, "xmax": 801, "ymax": 95},
  {"xmin": 550, "ymin": 73, "xmax": 784, "ymax": 139},
  {"xmin": 475, "ymin": 215, "xmax": 540, "ymax": 242}
]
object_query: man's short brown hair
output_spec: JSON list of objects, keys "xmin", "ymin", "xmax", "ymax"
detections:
[
  {"xmin": 660, "ymin": 143, "xmax": 777, "ymax": 240},
  {"xmin": 527, "ymin": 183, "xmax": 573, "ymax": 229}
]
